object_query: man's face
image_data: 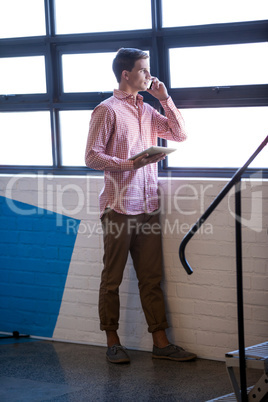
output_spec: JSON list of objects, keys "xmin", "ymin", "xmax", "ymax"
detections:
[{"xmin": 126, "ymin": 58, "xmax": 151, "ymax": 93}]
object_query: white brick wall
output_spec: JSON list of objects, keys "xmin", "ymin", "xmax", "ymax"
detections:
[{"xmin": 0, "ymin": 174, "xmax": 267, "ymax": 360}]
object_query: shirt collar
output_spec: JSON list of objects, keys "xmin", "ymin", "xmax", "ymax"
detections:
[{"xmin": 113, "ymin": 89, "xmax": 144, "ymax": 102}]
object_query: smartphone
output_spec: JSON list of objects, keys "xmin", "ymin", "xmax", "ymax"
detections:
[{"xmin": 147, "ymin": 80, "xmax": 153, "ymax": 90}]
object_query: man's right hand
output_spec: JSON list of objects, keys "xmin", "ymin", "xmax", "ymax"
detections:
[{"xmin": 133, "ymin": 153, "xmax": 166, "ymax": 170}]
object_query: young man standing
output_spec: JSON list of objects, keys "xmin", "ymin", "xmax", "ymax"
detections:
[{"xmin": 85, "ymin": 48, "xmax": 196, "ymax": 363}]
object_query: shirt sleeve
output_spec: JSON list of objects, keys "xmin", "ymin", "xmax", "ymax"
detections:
[
  {"xmin": 85, "ymin": 104, "xmax": 134, "ymax": 172},
  {"xmin": 155, "ymin": 96, "xmax": 187, "ymax": 142}
]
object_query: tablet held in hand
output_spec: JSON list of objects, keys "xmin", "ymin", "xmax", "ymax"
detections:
[{"xmin": 128, "ymin": 146, "xmax": 177, "ymax": 160}]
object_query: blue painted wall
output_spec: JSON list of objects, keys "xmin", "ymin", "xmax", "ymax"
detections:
[{"xmin": 0, "ymin": 196, "xmax": 80, "ymax": 337}]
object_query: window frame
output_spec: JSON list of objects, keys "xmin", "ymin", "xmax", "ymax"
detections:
[{"xmin": 0, "ymin": 0, "xmax": 267, "ymax": 178}]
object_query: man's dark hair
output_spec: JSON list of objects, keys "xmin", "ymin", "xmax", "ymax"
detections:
[{"xmin": 112, "ymin": 48, "xmax": 149, "ymax": 83}]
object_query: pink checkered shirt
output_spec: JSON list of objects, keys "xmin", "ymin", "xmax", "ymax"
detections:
[{"xmin": 85, "ymin": 89, "xmax": 187, "ymax": 216}]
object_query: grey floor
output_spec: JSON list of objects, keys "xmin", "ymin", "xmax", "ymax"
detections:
[{"xmin": 0, "ymin": 337, "xmax": 263, "ymax": 402}]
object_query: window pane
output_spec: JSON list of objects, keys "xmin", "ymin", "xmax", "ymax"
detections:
[
  {"xmin": 169, "ymin": 43, "xmax": 268, "ymax": 88},
  {"xmin": 62, "ymin": 53, "xmax": 117, "ymax": 93},
  {"xmin": 162, "ymin": 0, "xmax": 268, "ymax": 27},
  {"xmin": 55, "ymin": 0, "xmax": 151, "ymax": 34},
  {"xmin": 0, "ymin": 0, "xmax": 45, "ymax": 38},
  {"xmin": 0, "ymin": 112, "xmax": 52, "ymax": 165},
  {"xmin": 60, "ymin": 110, "xmax": 92, "ymax": 166},
  {"xmin": 0, "ymin": 56, "xmax": 47, "ymax": 95},
  {"xmin": 167, "ymin": 107, "xmax": 268, "ymax": 168}
]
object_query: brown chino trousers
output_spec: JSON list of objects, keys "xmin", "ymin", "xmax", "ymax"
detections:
[{"xmin": 99, "ymin": 209, "xmax": 169, "ymax": 333}]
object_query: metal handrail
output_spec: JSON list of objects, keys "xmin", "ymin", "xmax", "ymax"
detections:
[
  {"xmin": 178, "ymin": 134, "xmax": 267, "ymax": 402},
  {"xmin": 179, "ymin": 135, "xmax": 268, "ymax": 275}
]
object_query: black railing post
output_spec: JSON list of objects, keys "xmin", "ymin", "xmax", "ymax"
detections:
[
  {"xmin": 179, "ymin": 136, "xmax": 267, "ymax": 400},
  {"xmin": 235, "ymin": 180, "xmax": 248, "ymax": 402}
]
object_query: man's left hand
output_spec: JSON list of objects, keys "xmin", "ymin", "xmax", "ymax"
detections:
[{"xmin": 147, "ymin": 77, "xmax": 169, "ymax": 101}]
